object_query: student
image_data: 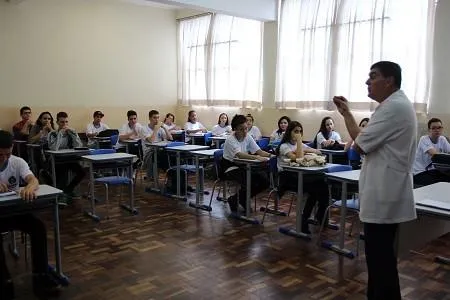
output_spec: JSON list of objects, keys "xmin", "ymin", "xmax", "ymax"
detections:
[
  {"xmin": 28, "ymin": 112, "xmax": 55, "ymax": 146},
  {"xmin": 119, "ymin": 110, "xmax": 143, "ymax": 142},
  {"xmin": 12, "ymin": 106, "xmax": 33, "ymax": 141},
  {"xmin": 0, "ymin": 130, "xmax": 60, "ymax": 299},
  {"xmin": 270, "ymin": 116, "xmax": 291, "ymax": 144},
  {"xmin": 162, "ymin": 113, "xmax": 180, "ymax": 132},
  {"xmin": 211, "ymin": 113, "xmax": 232, "ymax": 136},
  {"xmin": 246, "ymin": 114, "xmax": 262, "ymax": 141},
  {"xmin": 413, "ymin": 118, "xmax": 450, "ymax": 186},
  {"xmin": 184, "ymin": 110, "xmax": 207, "ymax": 143},
  {"xmin": 313, "ymin": 116, "xmax": 345, "ymax": 149},
  {"xmin": 221, "ymin": 114, "xmax": 271, "ymax": 212},
  {"xmin": 276, "ymin": 121, "xmax": 328, "ymax": 234},
  {"xmin": 344, "ymin": 118, "xmax": 369, "ymax": 151},
  {"xmin": 48, "ymin": 112, "xmax": 85, "ymax": 200},
  {"xmin": 86, "ymin": 111, "xmax": 110, "ymax": 147}
]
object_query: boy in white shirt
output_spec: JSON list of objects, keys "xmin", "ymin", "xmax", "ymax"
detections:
[
  {"xmin": 0, "ymin": 130, "xmax": 60, "ymax": 299},
  {"xmin": 222, "ymin": 115, "xmax": 271, "ymax": 213},
  {"xmin": 413, "ymin": 118, "xmax": 450, "ymax": 186},
  {"xmin": 86, "ymin": 111, "xmax": 109, "ymax": 147}
]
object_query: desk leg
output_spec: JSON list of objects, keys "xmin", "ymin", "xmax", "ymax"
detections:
[
  {"xmin": 230, "ymin": 163, "xmax": 259, "ymax": 224},
  {"xmin": 189, "ymin": 156, "xmax": 211, "ymax": 211},
  {"xmin": 50, "ymin": 155, "xmax": 57, "ymax": 188},
  {"xmin": 279, "ymin": 172, "xmax": 310, "ymax": 240},
  {"xmin": 329, "ymin": 154, "xmax": 333, "ymax": 164},
  {"xmin": 321, "ymin": 181, "xmax": 355, "ymax": 259},
  {"xmin": 147, "ymin": 149, "xmax": 160, "ymax": 193},
  {"xmin": 435, "ymin": 256, "xmax": 450, "ymax": 264},
  {"xmin": 120, "ymin": 159, "xmax": 138, "ymax": 215},
  {"xmin": 84, "ymin": 162, "xmax": 100, "ymax": 221},
  {"xmin": 51, "ymin": 198, "xmax": 69, "ymax": 286}
]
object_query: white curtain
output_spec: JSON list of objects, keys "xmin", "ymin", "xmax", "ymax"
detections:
[
  {"xmin": 178, "ymin": 14, "xmax": 263, "ymax": 108},
  {"xmin": 276, "ymin": 0, "xmax": 437, "ymax": 112}
]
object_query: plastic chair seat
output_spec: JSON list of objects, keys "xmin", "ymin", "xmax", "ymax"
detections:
[
  {"xmin": 95, "ymin": 176, "xmax": 131, "ymax": 185},
  {"xmin": 332, "ymin": 199, "xmax": 359, "ymax": 210}
]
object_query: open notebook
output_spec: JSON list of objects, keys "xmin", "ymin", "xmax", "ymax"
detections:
[
  {"xmin": 0, "ymin": 191, "xmax": 16, "ymax": 198},
  {"xmin": 416, "ymin": 198, "xmax": 450, "ymax": 211}
]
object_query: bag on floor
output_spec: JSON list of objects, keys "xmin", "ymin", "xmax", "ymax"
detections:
[{"xmin": 165, "ymin": 168, "xmax": 187, "ymax": 196}]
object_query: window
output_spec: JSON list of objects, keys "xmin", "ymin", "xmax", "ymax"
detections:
[
  {"xmin": 178, "ymin": 14, "xmax": 263, "ymax": 107},
  {"xmin": 276, "ymin": 0, "xmax": 437, "ymax": 112}
]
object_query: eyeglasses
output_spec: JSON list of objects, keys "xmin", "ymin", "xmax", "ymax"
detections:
[{"xmin": 431, "ymin": 126, "xmax": 443, "ymax": 130}]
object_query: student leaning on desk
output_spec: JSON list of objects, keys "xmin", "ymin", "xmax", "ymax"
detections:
[{"xmin": 0, "ymin": 130, "xmax": 60, "ymax": 299}]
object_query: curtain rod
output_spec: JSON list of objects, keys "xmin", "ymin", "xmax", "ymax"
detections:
[{"xmin": 176, "ymin": 12, "xmax": 213, "ymax": 21}]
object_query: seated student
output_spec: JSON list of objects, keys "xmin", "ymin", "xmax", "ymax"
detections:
[
  {"xmin": 413, "ymin": 118, "xmax": 450, "ymax": 186},
  {"xmin": 12, "ymin": 106, "xmax": 33, "ymax": 142},
  {"xmin": 313, "ymin": 116, "xmax": 345, "ymax": 149},
  {"xmin": 119, "ymin": 110, "xmax": 143, "ymax": 143},
  {"xmin": 344, "ymin": 118, "xmax": 369, "ymax": 151},
  {"xmin": 270, "ymin": 116, "xmax": 291, "ymax": 144},
  {"xmin": 0, "ymin": 130, "xmax": 60, "ymax": 299},
  {"xmin": 86, "ymin": 111, "xmax": 110, "ymax": 147},
  {"xmin": 344, "ymin": 118, "xmax": 369, "ymax": 169},
  {"xmin": 246, "ymin": 114, "xmax": 262, "ymax": 141},
  {"xmin": 163, "ymin": 113, "xmax": 181, "ymax": 132},
  {"xmin": 184, "ymin": 110, "xmax": 207, "ymax": 143},
  {"xmin": 48, "ymin": 112, "xmax": 85, "ymax": 200},
  {"xmin": 221, "ymin": 114, "xmax": 271, "ymax": 213},
  {"xmin": 277, "ymin": 121, "xmax": 328, "ymax": 234},
  {"xmin": 212, "ymin": 113, "xmax": 232, "ymax": 136}
]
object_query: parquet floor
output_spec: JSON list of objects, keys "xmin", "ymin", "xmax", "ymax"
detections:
[{"xmin": 4, "ymin": 177, "xmax": 450, "ymax": 300}]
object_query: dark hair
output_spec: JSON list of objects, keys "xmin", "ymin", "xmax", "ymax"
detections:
[
  {"xmin": 165, "ymin": 113, "xmax": 175, "ymax": 123},
  {"xmin": 0, "ymin": 130, "xmax": 13, "ymax": 149},
  {"xmin": 127, "ymin": 110, "xmax": 137, "ymax": 119},
  {"xmin": 428, "ymin": 118, "xmax": 442, "ymax": 129},
  {"xmin": 359, "ymin": 118, "xmax": 370, "ymax": 127},
  {"xmin": 149, "ymin": 110, "xmax": 159, "ymax": 118},
  {"xmin": 56, "ymin": 111, "xmax": 68, "ymax": 121},
  {"xmin": 277, "ymin": 116, "xmax": 291, "ymax": 134},
  {"xmin": 231, "ymin": 114, "xmax": 247, "ymax": 131},
  {"xmin": 276, "ymin": 121, "xmax": 304, "ymax": 156},
  {"xmin": 187, "ymin": 110, "xmax": 196, "ymax": 123},
  {"xmin": 312, "ymin": 116, "xmax": 333, "ymax": 148},
  {"xmin": 20, "ymin": 106, "xmax": 31, "ymax": 115},
  {"xmin": 370, "ymin": 61, "xmax": 402, "ymax": 88},
  {"xmin": 217, "ymin": 113, "xmax": 229, "ymax": 126},
  {"xmin": 36, "ymin": 111, "xmax": 55, "ymax": 130},
  {"xmin": 246, "ymin": 114, "xmax": 254, "ymax": 122}
]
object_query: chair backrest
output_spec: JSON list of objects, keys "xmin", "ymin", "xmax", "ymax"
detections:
[
  {"xmin": 204, "ymin": 132, "xmax": 213, "ymax": 144},
  {"xmin": 305, "ymin": 142, "xmax": 314, "ymax": 148},
  {"xmin": 89, "ymin": 148, "xmax": 116, "ymax": 155},
  {"xmin": 268, "ymin": 155, "xmax": 279, "ymax": 188},
  {"xmin": 110, "ymin": 134, "xmax": 119, "ymax": 146},
  {"xmin": 327, "ymin": 164, "xmax": 352, "ymax": 173},
  {"xmin": 347, "ymin": 148, "xmax": 360, "ymax": 161},
  {"xmin": 213, "ymin": 149, "xmax": 224, "ymax": 178},
  {"xmin": 257, "ymin": 137, "xmax": 270, "ymax": 150}
]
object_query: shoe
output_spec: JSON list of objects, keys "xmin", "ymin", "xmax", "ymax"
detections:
[
  {"xmin": 1, "ymin": 279, "xmax": 15, "ymax": 300},
  {"xmin": 228, "ymin": 195, "xmax": 238, "ymax": 212},
  {"xmin": 57, "ymin": 194, "xmax": 72, "ymax": 207},
  {"xmin": 32, "ymin": 273, "xmax": 61, "ymax": 298},
  {"xmin": 301, "ymin": 217, "xmax": 311, "ymax": 235}
]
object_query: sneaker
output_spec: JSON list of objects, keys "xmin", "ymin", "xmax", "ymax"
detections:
[
  {"xmin": 228, "ymin": 195, "xmax": 238, "ymax": 213},
  {"xmin": 57, "ymin": 194, "xmax": 72, "ymax": 207},
  {"xmin": 32, "ymin": 273, "xmax": 61, "ymax": 298}
]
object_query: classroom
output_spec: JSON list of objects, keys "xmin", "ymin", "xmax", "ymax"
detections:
[{"xmin": 0, "ymin": 0, "xmax": 449, "ymax": 299}]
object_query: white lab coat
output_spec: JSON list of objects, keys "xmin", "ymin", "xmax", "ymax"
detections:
[{"xmin": 356, "ymin": 90, "xmax": 417, "ymax": 224}]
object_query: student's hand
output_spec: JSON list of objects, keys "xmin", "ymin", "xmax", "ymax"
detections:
[
  {"xmin": 0, "ymin": 183, "xmax": 8, "ymax": 193},
  {"xmin": 294, "ymin": 133, "xmax": 303, "ymax": 142},
  {"xmin": 255, "ymin": 155, "xmax": 269, "ymax": 162},
  {"xmin": 202, "ymin": 128, "xmax": 207, "ymax": 133},
  {"xmin": 329, "ymin": 139, "xmax": 335, "ymax": 145},
  {"xmin": 333, "ymin": 96, "xmax": 350, "ymax": 116},
  {"xmin": 20, "ymin": 186, "xmax": 37, "ymax": 202}
]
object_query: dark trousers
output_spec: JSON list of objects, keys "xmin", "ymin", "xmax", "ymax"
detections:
[
  {"xmin": 278, "ymin": 172, "xmax": 329, "ymax": 223},
  {"xmin": 56, "ymin": 162, "xmax": 86, "ymax": 193},
  {"xmin": 364, "ymin": 223, "xmax": 401, "ymax": 300},
  {"xmin": 0, "ymin": 214, "xmax": 49, "ymax": 282},
  {"xmin": 225, "ymin": 167, "xmax": 269, "ymax": 202},
  {"xmin": 413, "ymin": 169, "xmax": 450, "ymax": 186}
]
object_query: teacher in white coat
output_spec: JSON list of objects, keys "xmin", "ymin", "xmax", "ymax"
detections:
[{"xmin": 333, "ymin": 61, "xmax": 417, "ymax": 300}]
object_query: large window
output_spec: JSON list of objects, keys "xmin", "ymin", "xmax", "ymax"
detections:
[
  {"xmin": 276, "ymin": 0, "xmax": 437, "ymax": 112},
  {"xmin": 178, "ymin": 14, "xmax": 263, "ymax": 107}
]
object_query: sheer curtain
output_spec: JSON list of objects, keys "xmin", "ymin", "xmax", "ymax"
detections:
[
  {"xmin": 276, "ymin": 0, "xmax": 437, "ymax": 112},
  {"xmin": 178, "ymin": 14, "xmax": 263, "ymax": 107}
]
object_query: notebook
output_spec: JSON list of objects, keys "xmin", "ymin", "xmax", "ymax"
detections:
[{"xmin": 0, "ymin": 191, "xmax": 16, "ymax": 197}]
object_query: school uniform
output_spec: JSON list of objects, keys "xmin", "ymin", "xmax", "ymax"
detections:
[
  {"xmin": 139, "ymin": 125, "xmax": 169, "ymax": 175},
  {"xmin": 86, "ymin": 122, "xmax": 110, "ymax": 147},
  {"xmin": 248, "ymin": 126, "xmax": 262, "ymax": 141},
  {"xmin": 211, "ymin": 124, "xmax": 232, "ymax": 136},
  {"xmin": 277, "ymin": 142, "xmax": 329, "ymax": 232},
  {"xmin": 413, "ymin": 135, "xmax": 450, "ymax": 186},
  {"xmin": 184, "ymin": 121, "xmax": 206, "ymax": 143},
  {"xmin": 355, "ymin": 89, "xmax": 417, "ymax": 300},
  {"xmin": 315, "ymin": 131, "xmax": 342, "ymax": 149},
  {"xmin": 270, "ymin": 130, "xmax": 284, "ymax": 144},
  {"xmin": 221, "ymin": 133, "xmax": 269, "ymax": 212}
]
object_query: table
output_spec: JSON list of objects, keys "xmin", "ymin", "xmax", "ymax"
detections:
[
  {"xmin": 121, "ymin": 139, "xmax": 140, "ymax": 153},
  {"xmin": 93, "ymin": 136, "xmax": 111, "ymax": 149},
  {"xmin": 144, "ymin": 141, "xmax": 172, "ymax": 193},
  {"xmin": 188, "ymin": 149, "xmax": 220, "ymax": 211},
  {"xmin": 81, "ymin": 153, "xmax": 137, "ymax": 221},
  {"xmin": 323, "ymin": 170, "xmax": 360, "ymax": 258},
  {"xmin": 210, "ymin": 136, "xmax": 227, "ymax": 149},
  {"xmin": 165, "ymin": 145, "xmax": 210, "ymax": 200},
  {"xmin": 279, "ymin": 163, "xmax": 339, "ymax": 240},
  {"xmin": 0, "ymin": 185, "xmax": 69, "ymax": 285},
  {"xmin": 232, "ymin": 158, "xmax": 269, "ymax": 224},
  {"xmin": 319, "ymin": 149, "xmax": 347, "ymax": 164},
  {"xmin": 188, "ymin": 133, "xmax": 206, "ymax": 145},
  {"xmin": 46, "ymin": 149, "xmax": 91, "ymax": 188},
  {"xmin": 26, "ymin": 143, "xmax": 43, "ymax": 175}
]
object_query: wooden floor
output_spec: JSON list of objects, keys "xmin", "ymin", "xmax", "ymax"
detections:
[{"xmin": 5, "ymin": 178, "xmax": 450, "ymax": 300}]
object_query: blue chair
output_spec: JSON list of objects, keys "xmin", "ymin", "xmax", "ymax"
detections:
[
  {"xmin": 89, "ymin": 148, "xmax": 116, "ymax": 155},
  {"xmin": 204, "ymin": 132, "xmax": 213, "ymax": 145},
  {"xmin": 257, "ymin": 137, "xmax": 270, "ymax": 151},
  {"xmin": 305, "ymin": 142, "xmax": 314, "ymax": 148},
  {"xmin": 110, "ymin": 134, "xmax": 119, "ymax": 146},
  {"xmin": 347, "ymin": 147, "xmax": 361, "ymax": 169}
]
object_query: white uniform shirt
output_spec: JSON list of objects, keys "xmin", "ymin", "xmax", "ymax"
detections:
[
  {"xmin": 315, "ymin": 131, "xmax": 342, "ymax": 149},
  {"xmin": 184, "ymin": 121, "xmax": 206, "ymax": 142},
  {"xmin": 248, "ymin": 126, "xmax": 262, "ymax": 141},
  {"xmin": 270, "ymin": 130, "xmax": 284, "ymax": 144},
  {"xmin": 0, "ymin": 156, "xmax": 32, "ymax": 191},
  {"xmin": 139, "ymin": 124, "xmax": 167, "ymax": 155},
  {"xmin": 413, "ymin": 135, "xmax": 450, "ymax": 174},
  {"xmin": 212, "ymin": 124, "xmax": 232, "ymax": 136},
  {"xmin": 355, "ymin": 90, "xmax": 417, "ymax": 224},
  {"xmin": 163, "ymin": 123, "xmax": 177, "ymax": 131},
  {"xmin": 118, "ymin": 122, "xmax": 143, "ymax": 146},
  {"xmin": 223, "ymin": 133, "xmax": 260, "ymax": 162},
  {"xmin": 277, "ymin": 142, "xmax": 312, "ymax": 171},
  {"xmin": 86, "ymin": 122, "xmax": 110, "ymax": 146}
]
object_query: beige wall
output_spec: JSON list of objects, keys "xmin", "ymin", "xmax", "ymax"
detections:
[{"xmin": 0, "ymin": 0, "xmax": 177, "ymax": 130}]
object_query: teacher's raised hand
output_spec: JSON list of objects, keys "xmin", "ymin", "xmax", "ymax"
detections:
[{"xmin": 333, "ymin": 96, "xmax": 350, "ymax": 116}]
